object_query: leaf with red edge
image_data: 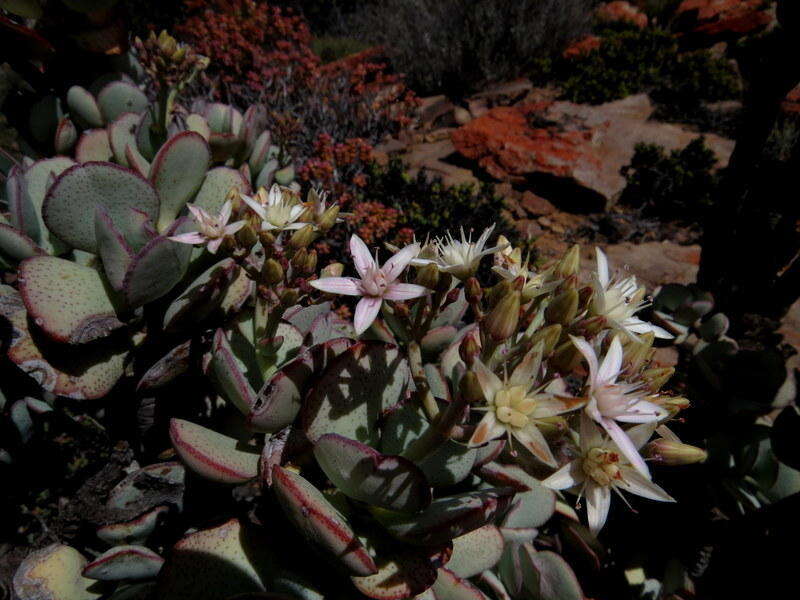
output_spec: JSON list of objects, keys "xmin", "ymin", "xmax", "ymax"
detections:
[
  {"xmin": 447, "ymin": 525, "xmax": 505, "ymax": 579},
  {"xmin": 82, "ymin": 545, "xmax": 164, "ymax": 581},
  {"xmin": 314, "ymin": 433, "xmax": 431, "ymax": 513},
  {"xmin": 432, "ymin": 567, "xmax": 489, "ymax": 600},
  {"xmin": 271, "ymin": 465, "xmax": 377, "ymax": 576},
  {"xmin": 351, "ymin": 552, "xmax": 437, "ymax": 600},
  {"xmin": 169, "ymin": 419, "xmax": 259, "ymax": 484},
  {"xmin": 75, "ymin": 129, "xmax": 112, "ymax": 163}
]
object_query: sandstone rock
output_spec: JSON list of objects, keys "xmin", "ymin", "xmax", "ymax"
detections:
[
  {"xmin": 562, "ymin": 35, "xmax": 602, "ymax": 60},
  {"xmin": 400, "ymin": 138, "xmax": 479, "ymax": 188},
  {"xmin": 675, "ymin": 0, "xmax": 774, "ymax": 42},
  {"xmin": 590, "ymin": 241, "xmax": 701, "ymax": 289},
  {"xmin": 451, "ymin": 94, "xmax": 734, "ymax": 210},
  {"xmin": 597, "ymin": 1, "xmax": 648, "ymax": 29}
]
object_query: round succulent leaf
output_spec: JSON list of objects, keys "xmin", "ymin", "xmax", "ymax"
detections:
[
  {"xmin": 193, "ymin": 167, "xmax": 251, "ymax": 215},
  {"xmin": 447, "ymin": 525, "xmax": 504, "ymax": 579},
  {"xmin": 0, "ymin": 223, "xmax": 46, "ymax": 264},
  {"xmin": 149, "ymin": 131, "xmax": 211, "ymax": 232},
  {"xmin": 67, "ymin": 85, "xmax": 104, "ymax": 128},
  {"xmin": 351, "ymin": 552, "xmax": 437, "ymax": 600},
  {"xmin": 185, "ymin": 113, "xmax": 211, "ymax": 140},
  {"xmin": 431, "ymin": 568, "xmax": 489, "ymax": 600},
  {"xmin": 424, "ymin": 363, "xmax": 451, "ymax": 401},
  {"xmin": 122, "ymin": 233, "xmax": 191, "ymax": 308},
  {"xmin": 520, "ymin": 546, "xmax": 583, "ymax": 600},
  {"xmin": 303, "ymin": 342, "xmax": 411, "ymax": 446},
  {"xmin": 433, "ymin": 290, "xmax": 468, "ymax": 328},
  {"xmin": 0, "ymin": 289, "xmax": 127, "ymax": 398},
  {"xmin": 95, "ymin": 205, "xmax": 134, "ymax": 291},
  {"xmin": 82, "ymin": 545, "xmax": 164, "ymax": 581},
  {"xmin": 306, "ymin": 311, "xmax": 356, "ymax": 345},
  {"xmin": 42, "ymin": 162, "xmax": 160, "ymax": 252},
  {"xmin": 97, "ymin": 81, "xmax": 148, "ymax": 124},
  {"xmin": 137, "ymin": 341, "xmax": 192, "ymax": 392},
  {"xmin": 170, "ymin": 419, "xmax": 260, "ymax": 484},
  {"xmin": 255, "ymin": 158, "xmax": 279, "ymax": 189},
  {"xmin": 97, "ymin": 506, "xmax": 169, "ymax": 546},
  {"xmin": 283, "ymin": 301, "xmax": 332, "ymax": 336},
  {"xmin": 163, "ymin": 259, "xmax": 238, "ymax": 332},
  {"xmin": 421, "ymin": 326, "xmax": 458, "ymax": 357},
  {"xmin": 249, "ymin": 338, "xmax": 354, "ymax": 433},
  {"xmin": 210, "ymin": 328, "xmax": 258, "ymax": 416},
  {"xmin": 109, "ymin": 113, "xmax": 141, "ymax": 166},
  {"xmin": 76, "ymin": 129, "xmax": 113, "ymax": 163},
  {"xmin": 5, "ymin": 164, "xmax": 36, "ymax": 241},
  {"xmin": 21, "ymin": 157, "xmax": 76, "ymax": 253},
  {"xmin": 13, "ymin": 544, "xmax": 103, "ymax": 600},
  {"xmin": 273, "ymin": 165, "xmax": 295, "ymax": 186},
  {"xmin": 475, "ymin": 463, "xmax": 555, "ymax": 529},
  {"xmin": 135, "ymin": 110, "xmax": 157, "ymax": 160},
  {"xmin": 314, "ymin": 433, "xmax": 431, "ymax": 513},
  {"xmin": 210, "ymin": 132, "xmax": 245, "ymax": 163},
  {"xmin": 0, "ymin": 0, "xmax": 43, "ymax": 19},
  {"xmin": 156, "ymin": 519, "xmax": 275, "ymax": 600},
  {"xmin": 269, "ymin": 322, "xmax": 304, "ymax": 369},
  {"xmin": 54, "ymin": 117, "xmax": 78, "ymax": 154},
  {"xmin": 19, "ymin": 256, "xmax": 123, "ymax": 344},
  {"xmin": 248, "ymin": 130, "xmax": 272, "ymax": 174},
  {"xmin": 271, "ymin": 465, "xmax": 377, "ymax": 576},
  {"xmin": 219, "ymin": 266, "xmax": 254, "ymax": 315},
  {"xmin": 375, "ymin": 487, "xmax": 515, "ymax": 546}
]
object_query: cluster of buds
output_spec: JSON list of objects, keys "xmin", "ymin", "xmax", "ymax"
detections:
[{"xmin": 133, "ymin": 30, "xmax": 210, "ymax": 93}]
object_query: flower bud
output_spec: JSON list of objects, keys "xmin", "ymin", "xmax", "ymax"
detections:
[
  {"xmin": 304, "ymin": 249, "xmax": 318, "ymax": 274},
  {"xmin": 415, "ymin": 263, "xmax": 440, "ymax": 290},
  {"xmin": 485, "ymin": 291, "xmax": 520, "ymax": 342},
  {"xmin": 550, "ymin": 340, "xmax": 581, "ymax": 373},
  {"xmin": 459, "ymin": 371, "xmax": 484, "ymax": 403},
  {"xmin": 317, "ymin": 204, "xmax": 340, "ymax": 232},
  {"xmin": 290, "ymin": 248, "xmax": 308, "ymax": 271},
  {"xmin": 235, "ymin": 222, "xmax": 258, "ymax": 250},
  {"xmin": 536, "ymin": 416, "xmax": 569, "ymax": 439},
  {"xmin": 289, "ymin": 224, "xmax": 316, "ymax": 249},
  {"xmin": 529, "ymin": 323, "xmax": 562, "ymax": 356},
  {"xmin": 320, "ymin": 262, "xmax": 344, "ymax": 278},
  {"xmin": 545, "ymin": 289, "xmax": 578, "ymax": 326},
  {"xmin": 280, "ymin": 288, "xmax": 300, "ymax": 307},
  {"xmin": 258, "ymin": 230, "xmax": 276, "ymax": 249},
  {"xmin": 262, "ymin": 258, "xmax": 284, "ymax": 285},
  {"xmin": 459, "ymin": 331, "xmax": 480, "ymax": 367},
  {"xmin": 486, "ymin": 280, "xmax": 513, "ymax": 309},
  {"xmin": 577, "ymin": 285, "xmax": 593, "ymax": 309},
  {"xmin": 623, "ymin": 332, "xmax": 654, "ymax": 372},
  {"xmin": 654, "ymin": 395, "xmax": 690, "ymax": 414},
  {"xmin": 555, "ymin": 244, "xmax": 580, "ymax": 278},
  {"xmin": 464, "ymin": 277, "xmax": 482, "ymax": 304},
  {"xmin": 644, "ymin": 439, "xmax": 707, "ymax": 465}
]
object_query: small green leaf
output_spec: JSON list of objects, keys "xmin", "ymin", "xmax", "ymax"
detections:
[{"xmin": 170, "ymin": 419, "xmax": 259, "ymax": 484}]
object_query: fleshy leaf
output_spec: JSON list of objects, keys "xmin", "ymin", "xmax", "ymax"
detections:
[
  {"xmin": 305, "ymin": 311, "xmax": 356, "ymax": 345},
  {"xmin": 283, "ymin": 302, "xmax": 332, "ymax": 336},
  {"xmin": 271, "ymin": 465, "xmax": 377, "ymax": 576},
  {"xmin": 249, "ymin": 338, "xmax": 353, "ymax": 433},
  {"xmin": 42, "ymin": 162, "xmax": 160, "ymax": 252},
  {"xmin": 54, "ymin": 117, "xmax": 78, "ymax": 154},
  {"xmin": 521, "ymin": 546, "xmax": 583, "ymax": 600},
  {"xmin": 97, "ymin": 81, "xmax": 148, "ymax": 123},
  {"xmin": 303, "ymin": 342, "xmax": 410, "ymax": 446},
  {"xmin": 0, "ymin": 223, "xmax": 46, "ymax": 264},
  {"xmin": 67, "ymin": 85, "xmax": 104, "ymax": 128},
  {"xmin": 431, "ymin": 568, "xmax": 489, "ymax": 600},
  {"xmin": 476, "ymin": 462, "xmax": 556, "ymax": 529},
  {"xmin": 108, "ymin": 112, "xmax": 140, "ymax": 166},
  {"xmin": 314, "ymin": 433, "xmax": 431, "ymax": 513},
  {"xmin": 192, "ymin": 167, "xmax": 251, "ymax": 215},
  {"xmin": 351, "ymin": 552, "xmax": 437, "ymax": 600},
  {"xmin": 149, "ymin": 131, "xmax": 211, "ymax": 231},
  {"xmin": 95, "ymin": 206, "xmax": 134, "ymax": 291},
  {"xmin": 156, "ymin": 519, "xmax": 275, "ymax": 600},
  {"xmin": 210, "ymin": 328, "xmax": 258, "ymax": 416},
  {"xmin": 137, "ymin": 341, "xmax": 191, "ymax": 391},
  {"xmin": 18, "ymin": 256, "xmax": 123, "ymax": 344},
  {"xmin": 163, "ymin": 259, "xmax": 238, "ymax": 332},
  {"xmin": 97, "ymin": 506, "xmax": 169, "ymax": 546},
  {"xmin": 19, "ymin": 157, "xmax": 76, "ymax": 253},
  {"xmin": 75, "ymin": 129, "xmax": 113, "ymax": 163},
  {"xmin": 170, "ymin": 419, "xmax": 260, "ymax": 484},
  {"xmin": 82, "ymin": 545, "xmax": 164, "ymax": 581},
  {"xmin": 122, "ymin": 229, "xmax": 191, "ymax": 308},
  {"xmin": 13, "ymin": 544, "xmax": 102, "ymax": 600},
  {"xmin": 375, "ymin": 487, "xmax": 515, "ymax": 546},
  {"xmin": 447, "ymin": 525, "xmax": 504, "ymax": 579}
]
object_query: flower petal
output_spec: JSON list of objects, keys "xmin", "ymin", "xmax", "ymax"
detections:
[
  {"xmin": 530, "ymin": 394, "xmax": 585, "ymax": 418},
  {"xmin": 570, "ymin": 336, "xmax": 598, "ymax": 384},
  {"xmin": 614, "ymin": 399, "xmax": 666, "ymax": 423},
  {"xmin": 471, "ymin": 359, "xmax": 503, "ymax": 404},
  {"xmin": 382, "ymin": 243, "xmax": 420, "ymax": 283},
  {"xmin": 624, "ymin": 317, "xmax": 673, "ymax": 339},
  {"xmin": 542, "ymin": 461, "xmax": 585, "ymax": 490},
  {"xmin": 595, "ymin": 247, "xmax": 610, "ymax": 289},
  {"xmin": 468, "ymin": 411, "xmax": 506, "ymax": 446},
  {"xmin": 207, "ymin": 237, "xmax": 223, "ymax": 254},
  {"xmin": 309, "ymin": 277, "xmax": 363, "ymax": 296},
  {"xmin": 168, "ymin": 232, "xmax": 206, "ymax": 245},
  {"xmin": 224, "ymin": 220, "xmax": 246, "ymax": 236},
  {"xmin": 586, "ymin": 483, "xmax": 611, "ymax": 534},
  {"xmin": 350, "ymin": 235, "xmax": 375, "ymax": 279},
  {"xmin": 241, "ymin": 194, "xmax": 267, "ymax": 220},
  {"xmin": 219, "ymin": 200, "xmax": 232, "ymax": 225},
  {"xmin": 383, "ymin": 282, "xmax": 428, "ymax": 301},
  {"xmin": 602, "ymin": 418, "xmax": 650, "ymax": 479},
  {"xmin": 353, "ymin": 296, "xmax": 382, "ymax": 335},
  {"xmin": 626, "ymin": 421, "xmax": 658, "ymax": 450},
  {"xmin": 579, "ymin": 412, "xmax": 604, "ymax": 452},
  {"xmin": 513, "ymin": 423, "xmax": 557, "ymax": 468},
  {"xmin": 598, "ymin": 336, "xmax": 623, "ymax": 384},
  {"xmin": 617, "ymin": 469, "xmax": 675, "ymax": 502},
  {"xmin": 509, "ymin": 343, "xmax": 543, "ymax": 387}
]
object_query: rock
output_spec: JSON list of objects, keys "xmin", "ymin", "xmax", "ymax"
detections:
[
  {"xmin": 418, "ymin": 95, "xmax": 456, "ymax": 128},
  {"xmin": 783, "ymin": 85, "xmax": 800, "ymax": 115},
  {"xmin": 451, "ymin": 94, "xmax": 734, "ymax": 210},
  {"xmin": 562, "ymin": 35, "xmax": 602, "ymax": 60},
  {"xmin": 588, "ymin": 241, "xmax": 701, "ymax": 289},
  {"xmin": 400, "ymin": 138, "xmax": 479, "ymax": 188},
  {"xmin": 520, "ymin": 191, "xmax": 557, "ymax": 216},
  {"xmin": 675, "ymin": 0, "xmax": 774, "ymax": 43},
  {"xmin": 596, "ymin": 2, "xmax": 648, "ymax": 29}
]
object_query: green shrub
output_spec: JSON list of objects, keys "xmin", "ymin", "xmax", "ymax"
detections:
[
  {"xmin": 342, "ymin": 0, "xmax": 594, "ymax": 97},
  {"xmin": 620, "ymin": 137, "xmax": 719, "ymax": 220}
]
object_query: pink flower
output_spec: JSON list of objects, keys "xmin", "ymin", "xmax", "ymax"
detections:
[
  {"xmin": 309, "ymin": 235, "xmax": 428, "ymax": 335},
  {"xmin": 168, "ymin": 201, "xmax": 245, "ymax": 254},
  {"xmin": 571, "ymin": 335, "xmax": 667, "ymax": 478}
]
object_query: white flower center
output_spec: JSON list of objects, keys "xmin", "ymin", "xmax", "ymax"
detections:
[{"xmin": 360, "ymin": 265, "xmax": 388, "ymax": 297}]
